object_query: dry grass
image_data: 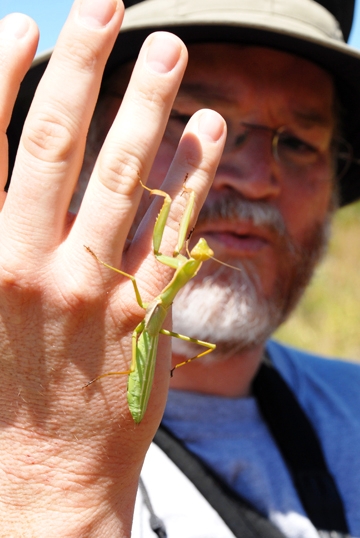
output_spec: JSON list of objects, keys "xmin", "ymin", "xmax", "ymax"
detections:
[{"xmin": 274, "ymin": 200, "xmax": 360, "ymax": 362}]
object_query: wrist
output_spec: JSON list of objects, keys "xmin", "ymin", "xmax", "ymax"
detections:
[{"xmin": 0, "ymin": 428, "xmax": 139, "ymax": 537}]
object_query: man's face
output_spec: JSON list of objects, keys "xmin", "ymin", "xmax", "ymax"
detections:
[{"xmin": 76, "ymin": 43, "xmax": 336, "ymax": 357}]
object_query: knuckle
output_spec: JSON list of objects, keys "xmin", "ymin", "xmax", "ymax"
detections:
[
  {"xmin": 0, "ymin": 264, "xmax": 23, "ymax": 291},
  {"xmin": 132, "ymin": 87, "xmax": 169, "ymax": 126},
  {"xmin": 57, "ymin": 282, "xmax": 93, "ymax": 316},
  {"xmin": 22, "ymin": 108, "xmax": 77, "ymax": 163},
  {"xmin": 96, "ymin": 147, "xmax": 142, "ymax": 196},
  {"xmin": 136, "ymin": 83, "xmax": 168, "ymax": 110},
  {"xmin": 57, "ymin": 39, "xmax": 99, "ymax": 75},
  {"xmin": 0, "ymin": 262, "xmax": 40, "ymax": 318},
  {"xmin": 64, "ymin": 41, "xmax": 99, "ymax": 73},
  {"xmin": 53, "ymin": 265, "xmax": 107, "ymax": 315},
  {"xmin": 185, "ymin": 153, "xmax": 203, "ymax": 170},
  {"xmin": 0, "ymin": 254, "xmax": 110, "ymax": 327},
  {"xmin": 0, "ymin": 246, "xmax": 37, "ymax": 291}
]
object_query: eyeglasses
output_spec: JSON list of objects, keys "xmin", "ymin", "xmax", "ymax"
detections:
[
  {"xmin": 168, "ymin": 112, "xmax": 360, "ymax": 181},
  {"xmin": 333, "ymin": 136, "xmax": 360, "ymax": 180},
  {"xmin": 225, "ymin": 122, "xmax": 360, "ymax": 181}
]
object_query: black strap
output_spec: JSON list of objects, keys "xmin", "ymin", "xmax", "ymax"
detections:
[
  {"xmin": 138, "ymin": 476, "xmax": 168, "ymax": 538},
  {"xmin": 153, "ymin": 356, "xmax": 350, "ymax": 537},
  {"xmin": 154, "ymin": 425, "xmax": 286, "ymax": 538},
  {"xmin": 252, "ymin": 355, "xmax": 349, "ymax": 534}
]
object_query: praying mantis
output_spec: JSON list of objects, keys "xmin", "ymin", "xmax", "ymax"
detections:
[{"xmin": 84, "ymin": 179, "xmax": 217, "ymax": 424}]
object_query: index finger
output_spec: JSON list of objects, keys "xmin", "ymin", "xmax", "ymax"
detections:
[{"xmin": 3, "ymin": 0, "xmax": 124, "ymax": 253}]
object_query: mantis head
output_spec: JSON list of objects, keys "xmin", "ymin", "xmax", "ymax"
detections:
[{"xmin": 189, "ymin": 238, "xmax": 214, "ymax": 261}]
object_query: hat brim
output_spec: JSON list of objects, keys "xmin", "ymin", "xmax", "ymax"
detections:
[{"xmin": 7, "ymin": 1, "xmax": 360, "ymax": 206}]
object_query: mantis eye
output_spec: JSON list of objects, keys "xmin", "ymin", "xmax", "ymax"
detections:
[{"xmin": 190, "ymin": 238, "xmax": 214, "ymax": 261}]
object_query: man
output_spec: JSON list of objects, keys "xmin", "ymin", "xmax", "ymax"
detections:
[{"xmin": 1, "ymin": 0, "xmax": 360, "ymax": 536}]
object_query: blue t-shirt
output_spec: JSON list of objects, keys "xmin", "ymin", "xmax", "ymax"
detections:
[{"xmin": 161, "ymin": 341, "xmax": 360, "ymax": 537}]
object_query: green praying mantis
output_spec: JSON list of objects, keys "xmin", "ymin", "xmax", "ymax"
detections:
[{"xmin": 84, "ymin": 179, "xmax": 220, "ymax": 424}]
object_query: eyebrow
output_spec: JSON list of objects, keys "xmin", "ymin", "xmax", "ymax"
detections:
[
  {"xmin": 292, "ymin": 109, "xmax": 333, "ymax": 128},
  {"xmin": 178, "ymin": 84, "xmax": 333, "ymax": 127},
  {"xmin": 177, "ymin": 82, "xmax": 237, "ymax": 104}
]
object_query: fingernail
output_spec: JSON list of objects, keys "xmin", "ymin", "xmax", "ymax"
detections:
[
  {"xmin": 145, "ymin": 33, "xmax": 182, "ymax": 74},
  {"xmin": 79, "ymin": 0, "xmax": 117, "ymax": 29},
  {"xmin": 198, "ymin": 110, "xmax": 225, "ymax": 142},
  {"xmin": 0, "ymin": 13, "xmax": 31, "ymax": 39}
]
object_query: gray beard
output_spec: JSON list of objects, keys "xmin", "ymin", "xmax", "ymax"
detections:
[
  {"xmin": 172, "ymin": 261, "xmax": 280, "ymax": 360},
  {"xmin": 171, "ymin": 195, "xmax": 332, "ymax": 360}
]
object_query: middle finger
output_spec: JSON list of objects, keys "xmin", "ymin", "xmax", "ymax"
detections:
[{"xmin": 71, "ymin": 32, "xmax": 188, "ymax": 266}]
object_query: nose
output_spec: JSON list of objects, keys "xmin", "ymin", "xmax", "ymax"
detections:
[{"xmin": 212, "ymin": 132, "xmax": 282, "ymax": 200}]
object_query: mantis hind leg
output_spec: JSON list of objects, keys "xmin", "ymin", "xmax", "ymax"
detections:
[
  {"xmin": 82, "ymin": 369, "xmax": 131, "ymax": 388},
  {"xmin": 82, "ymin": 322, "xmax": 144, "ymax": 389},
  {"xmin": 159, "ymin": 328, "xmax": 216, "ymax": 377},
  {"xmin": 84, "ymin": 245, "xmax": 147, "ymax": 309}
]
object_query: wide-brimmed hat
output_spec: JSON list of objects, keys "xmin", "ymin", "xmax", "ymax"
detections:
[{"xmin": 7, "ymin": 0, "xmax": 360, "ymax": 206}]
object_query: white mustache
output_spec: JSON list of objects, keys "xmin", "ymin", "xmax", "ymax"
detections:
[{"xmin": 197, "ymin": 195, "xmax": 286, "ymax": 237}]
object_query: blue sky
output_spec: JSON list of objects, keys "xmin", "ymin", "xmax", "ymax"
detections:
[{"xmin": 0, "ymin": 0, "xmax": 360, "ymax": 53}]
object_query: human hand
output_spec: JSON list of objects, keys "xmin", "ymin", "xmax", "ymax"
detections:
[{"xmin": 0, "ymin": 1, "xmax": 226, "ymax": 536}]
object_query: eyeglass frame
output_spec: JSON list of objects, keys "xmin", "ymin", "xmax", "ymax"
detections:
[
  {"xmin": 103, "ymin": 87, "xmax": 360, "ymax": 182},
  {"xmin": 223, "ymin": 121, "xmax": 360, "ymax": 182}
]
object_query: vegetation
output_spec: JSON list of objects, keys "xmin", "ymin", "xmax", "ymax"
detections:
[{"xmin": 275, "ymin": 201, "xmax": 360, "ymax": 362}]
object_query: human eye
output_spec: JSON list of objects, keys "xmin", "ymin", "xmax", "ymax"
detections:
[
  {"xmin": 277, "ymin": 131, "xmax": 319, "ymax": 165},
  {"xmin": 169, "ymin": 109, "xmax": 192, "ymax": 126},
  {"xmin": 164, "ymin": 110, "xmax": 193, "ymax": 146},
  {"xmin": 233, "ymin": 123, "xmax": 251, "ymax": 147}
]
